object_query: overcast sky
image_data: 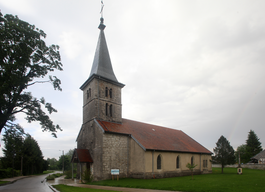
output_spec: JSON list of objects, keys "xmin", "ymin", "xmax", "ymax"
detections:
[{"xmin": 1, "ymin": 0, "xmax": 265, "ymax": 160}]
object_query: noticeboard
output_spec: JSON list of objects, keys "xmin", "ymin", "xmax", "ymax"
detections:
[{"xmin": 111, "ymin": 169, "xmax": 119, "ymax": 175}]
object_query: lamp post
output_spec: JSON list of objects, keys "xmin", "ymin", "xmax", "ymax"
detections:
[{"xmin": 59, "ymin": 150, "xmax": 64, "ymax": 173}]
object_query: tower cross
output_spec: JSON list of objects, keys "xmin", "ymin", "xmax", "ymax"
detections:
[{"xmin": 100, "ymin": 0, "xmax": 104, "ymax": 18}]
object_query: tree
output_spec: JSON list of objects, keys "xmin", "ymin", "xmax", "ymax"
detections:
[
  {"xmin": 58, "ymin": 155, "xmax": 71, "ymax": 171},
  {"xmin": 47, "ymin": 158, "xmax": 58, "ymax": 170},
  {"xmin": 23, "ymin": 135, "xmax": 45, "ymax": 175},
  {"xmin": 2, "ymin": 126, "xmax": 24, "ymax": 176},
  {"xmin": 186, "ymin": 163, "xmax": 197, "ymax": 180},
  {"xmin": 213, "ymin": 135, "xmax": 236, "ymax": 173},
  {"xmin": 235, "ymin": 144, "xmax": 247, "ymax": 164},
  {"xmin": 0, "ymin": 12, "xmax": 63, "ymax": 137},
  {"xmin": 245, "ymin": 130, "xmax": 262, "ymax": 162}
]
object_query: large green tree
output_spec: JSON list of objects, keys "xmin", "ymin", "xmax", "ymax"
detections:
[
  {"xmin": 58, "ymin": 155, "xmax": 71, "ymax": 172},
  {"xmin": 1, "ymin": 126, "xmax": 24, "ymax": 176},
  {"xmin": 245, "ymin": 130, "xmax": 262, "ymax": 162},
  {"xmin": 0, "ymin": 12, "xmax": 62, "ymax": 137},
  {"xmin": 213, "ymin": 135, "xmax": 236, "ymax": 173},
  {"xmin": 22, "ymin": 135, "xmax": 45, "ymax": 175},
  {"xmin": 235, "ymin": 144, "xmax": 248, "ymax": 164}
]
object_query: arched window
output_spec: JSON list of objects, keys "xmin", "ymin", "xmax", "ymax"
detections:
[
  {"xmin": 105, "ymin": 87, "xmax": 108, "ymax": 97},
  {"xmin": 109, "ymin": 88, "xmax": 112, "ymax": 98},
  {"xmin": 157, "ymin": 155, "xmax": 161, "ymax": 170},
  {"xmin": 191, "ymin": 156, "xmax": 194, "ymax": 165},
  {"xmin": 176, "ymin": 156, "xmax": 180, "ymax": 169},
  {"xmin": 89, "ymin": 88, "xmax": 91, "ymax": 98},
  {"xmin": 103, "ymin": 103, "xmax": 106, "ymax": 116},
  {"xmin": 109, "ymin": 104, "xmax": 113, "ymax": 117}
]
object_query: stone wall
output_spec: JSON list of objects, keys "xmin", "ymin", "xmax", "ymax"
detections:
[
  {"xmin": 212, "ymin": 164, "xmax": 265, "ymax": 170},
  {"xmin": 82, "ymin": 78, "xmax": 122, "ymax": 124},
  {"xmin": 101, "ymin": 133, "xmax": 130, "ymax": 180}
]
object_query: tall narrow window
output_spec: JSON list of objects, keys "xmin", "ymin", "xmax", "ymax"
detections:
[
  {"xmin": 105, "ymin": 103, "xmax": 108, "ymax": 116},
  {"xmin": 109, "ymin": 104, "xmax": 113, "ymax": 117},
  {"xmin": 109, "ymin": 88, "xmax": 112, "ymax": 98},
  {"xmin": 157, "ymin": 155, "xmax": 161, "ymax": 170},
  {"xmin": 176, "ymin": 156, "xmax": 180, "ymax": 169},
  {"xmin": 105, "ymin": 87, "xmax": 108, "ymax": 97},
  {"xmin": 89, "ymin": 88, "xmax": 91, "ymax": 98},
  {"xmin": 191, "ymin": 156, "xmax": 194, "ymax": 165}
]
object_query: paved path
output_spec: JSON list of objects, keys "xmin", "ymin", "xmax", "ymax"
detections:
[{"xmin": 0, "ymin": 174, "xmax": 52, "ymax": 192}]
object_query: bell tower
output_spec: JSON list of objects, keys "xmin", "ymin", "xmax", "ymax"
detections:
[{"xmin": 80, "ymin": 17, "xmax": 125, "ymax": 124}]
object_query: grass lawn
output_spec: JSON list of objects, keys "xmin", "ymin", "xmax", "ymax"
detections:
[
  {"xmin": 90, "ymin": 168, "xmax": 265, "ymax": 192},
  {"xmin": 0, "ymin": 181, "xmax": 9, "ymax": 185},
  {"xmin": 52, "ymin": 184, "xmax": 118, "ymax": 192}
]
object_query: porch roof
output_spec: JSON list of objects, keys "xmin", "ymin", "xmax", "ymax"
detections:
[{"xmin": 71, "ymin": 148, "xmax": 93, "ymax": 163}]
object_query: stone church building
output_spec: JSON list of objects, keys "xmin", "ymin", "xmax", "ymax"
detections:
[{"xmin": 71, "ymin": 17, "xmax": 212, "ymax": 181}]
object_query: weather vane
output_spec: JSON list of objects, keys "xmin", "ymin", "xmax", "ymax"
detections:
[{"xmin": 100, "ymin": 0, "xmax": 104, "ymax": 18}]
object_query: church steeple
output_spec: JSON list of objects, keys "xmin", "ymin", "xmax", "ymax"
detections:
[
  {"xmin": 80, "ymin": 14, "xmax": 124, "ymax": 124},
  {"xmin": 89, "ymin": 17, "xmax": 118, "ymax": 83},
  {"xmin": 80, "ymin": 17, "xmax": 124, "ymax": 90}
]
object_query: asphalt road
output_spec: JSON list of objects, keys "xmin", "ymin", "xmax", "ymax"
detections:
[{"xmin": 0, "ymin": 174, "xmax": 52, "ymax": 192}]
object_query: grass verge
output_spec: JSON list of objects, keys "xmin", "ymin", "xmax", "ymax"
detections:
[
  {"xmin": 90, "ymin": 168, "xmax": 265, "ymax": 192},
  {"xmin": 46, "ymin": 173, "xmax": 64, "ymax": 180},
  {"xmin": 0, "ymin": 181, "xmax": 9, "ymax": 185},
  {"xmin": 52, "ymin": 184, "xmax": 119, "ymax": 192}
]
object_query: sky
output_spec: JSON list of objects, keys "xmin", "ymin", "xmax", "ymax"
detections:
[{"xmin": 0, "ymin": 0, "xmax": 265, "ymax": 160}]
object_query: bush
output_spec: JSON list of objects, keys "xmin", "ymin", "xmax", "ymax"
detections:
[
  {"xmin": 0, "ymin": 168, "xmax": 20, "ymax": 178},
  {"xmin": 82, "ymin": 168, "xmax": 93, "ymax": 183},
  {"xmin": 46, "ymin": 173, "xmax": 63, "ymax": 180}
]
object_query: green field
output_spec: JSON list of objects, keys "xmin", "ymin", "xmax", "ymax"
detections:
[
  {"xmin": 53, "ymin": 168, "xmax": 265, "ymax": 192},
  {"xmin": 91, "ymin": 168, "xmax": 265, "ymax": 192},
  {"xmin": 52, "ymin": 184, "xmax": 118, "ymax": 192}
]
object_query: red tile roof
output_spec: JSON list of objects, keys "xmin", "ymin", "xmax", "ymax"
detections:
[
  {"xmin": 96, "ymin": 118, "xmax": 212, "ymax": 154},
  {"xmin": 72, "ymin": 149, "xmax": 93, "ymax": 163}
]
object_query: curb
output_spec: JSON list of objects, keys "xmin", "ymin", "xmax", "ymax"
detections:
[
  {"xmin": 45, "ymin": 181, "xmax": 60, "ymax": 192},
  {"xmin": 0, "ymin": 176, "xmax": 29, "ymax": 186}
]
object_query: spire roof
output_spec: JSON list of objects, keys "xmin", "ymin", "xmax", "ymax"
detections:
[
  {"xmin": 89, "ymin": 17, "xmax": 118, "ymax": 82},
  {"xmin": 80, "ymin": 17, "xmax": 124, "ymax": 90}
]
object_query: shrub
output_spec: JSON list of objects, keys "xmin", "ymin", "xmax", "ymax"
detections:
[{"xmin": 82, "ymin": 168, "xmax": 93, "ymax": 183}]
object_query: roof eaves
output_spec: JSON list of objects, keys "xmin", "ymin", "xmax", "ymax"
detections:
[
  {"xmin": 80, "ymin": 74, "xmax": 125, "ymax": 90},
  {"xmin": 94, "ymin": 118, "xmax": 105, "ymax": 133},
  {"xmin": 145, "ymin": 148, "xmax": 213, "ymax": 155},
  {"xmin": 131, "ymin": 135, "xmax": 146, "ymax": 151}
]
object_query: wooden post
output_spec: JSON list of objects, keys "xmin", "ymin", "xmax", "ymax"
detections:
[{"xmin": 72, "ymin": 162, "xmax": 73, "ymax": 180}]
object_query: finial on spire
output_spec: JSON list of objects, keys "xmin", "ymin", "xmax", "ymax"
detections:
[
  {"xmin": 100, "ymin": 0, "xmax": 104, "ymax": 18},
  {"xmin": 98, "ymin": 0, "xmax": 106, "ymax": 30}
]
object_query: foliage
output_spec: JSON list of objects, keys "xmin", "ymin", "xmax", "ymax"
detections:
[
  {"xmin": 52, "ymin": 184, "xmax": 118, "ymax": 192},
  {"xmin": 82, "ymin": 168, "xmax": 93, "ymax": 183},
  {"xmin": 235, "ymin": 144, "xmax": 248, "ymax": 164},
  {"xmin": 47, "ymin": 158, "xmax": 58, "ymax": 170},
  {"xmin": 1, "ymin": 127, "xmax": 24, "ymax": 176},
  {"xmin": 65, "ymin": 149, "xmax": 74, "ymax": 160},
  {"xmin": 0, "ymin": 11, "xmax": 63, "ymax": 137},
  {"xmin": 91, "ymin": 168, "xmax": 265, "ymax": 192},
  {"xmin": 46, "ymin": 172, "xmax": 63, "ymax": 180},
  {"xmin": 245, "ymin": 130, "xmax": 262, "ymax": 162},
  {"xmin": 57, "ymin": 155, "xmax": 71, "ymax": 171},
  {"xmin": 213, "ymin": 135, "xmax": 236, "ymax": 173},
  {"xmin": 22, "ymin": 135, "xmax": 46, "ymax": 175},
  {"xmin": 0, "ymin": 168, "xmax": 20, "ymax": 178},
  {"xmin": 1, "ymin": 129, "xmax": 47, "ymax": 176},
  {"xmin": 186, "ymin": 163, "xmax": 197, "ymax": 180}
]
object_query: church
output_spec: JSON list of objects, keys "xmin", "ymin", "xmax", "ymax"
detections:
[{"xmin": 71, "ymin": 17, "xmax": 212, "ymax": 181}]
